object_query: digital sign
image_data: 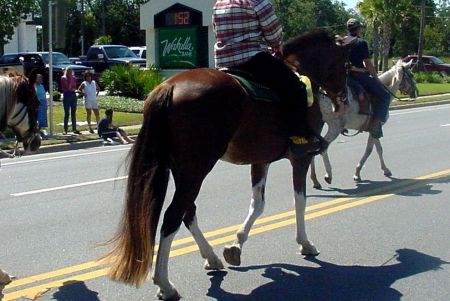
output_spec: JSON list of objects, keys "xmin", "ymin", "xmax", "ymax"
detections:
[{"xmin": 165, "ymin": 11, "xmax": 191, "ymax": 26}]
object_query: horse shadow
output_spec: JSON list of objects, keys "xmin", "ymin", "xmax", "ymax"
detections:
[
  {"xmin": 52, "ymin": 280, "xmax": 100, "ymax": 301},
  {"xmin": 309, "ymin": 175, "xmax": 449, "ymax": 199},
  {"xmin": 206, "ymin": 249, "xmax": 448, "ymax": 301}
]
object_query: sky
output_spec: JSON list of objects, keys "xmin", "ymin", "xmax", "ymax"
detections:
[{"xmin": 342, "ymin": 0, "xmax": 359, "ymax": 9}]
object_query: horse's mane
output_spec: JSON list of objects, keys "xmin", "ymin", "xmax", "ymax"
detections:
[
  {"xmin": 281, "ymin": 30, "xmax": 335, "ymax": 56},
  {"xmin": 0, "ymin": 76, "xmax": 21, "ymax": 131}
]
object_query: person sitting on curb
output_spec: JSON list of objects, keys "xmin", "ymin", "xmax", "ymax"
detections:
[
  {"xmin": 0, "ymin": 268, "xmax": 13, "ymax": 284},
  {"xmin": 97, "ymin": 109, "xmax": 134, "ymax": 145}
]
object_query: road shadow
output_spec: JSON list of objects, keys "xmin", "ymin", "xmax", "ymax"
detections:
[
  {"xmin": 308, "ymin": 174, "xmax": 450, "ymax": 199},
  {"xmin": 52, "ymin": 280, "xmax": 100, "ymax": 301},
  {"xmin": 206, "ymin": 248, "xmax": 448, "ymax": 301}
]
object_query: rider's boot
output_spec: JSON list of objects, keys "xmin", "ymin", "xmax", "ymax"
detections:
[{"xmin": 289, "ymin": 132, "xmax": 329, "ymax": 157}]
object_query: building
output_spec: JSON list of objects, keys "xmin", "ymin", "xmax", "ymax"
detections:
[
  {"xmin": 140, "ymin": 0, "xmax": 215, "ymax": 77},
  {"xmin": 4, "ymin": 15, "xmax": 37, "ymax": 54}
]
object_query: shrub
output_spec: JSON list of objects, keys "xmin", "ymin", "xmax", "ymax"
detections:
[
  {"xmin": 95, "ymin": 35, "xmax": 112, "ymax": 45},
  {"xmin": 98, "ymin": 95, "xmax": 144, "ymax": 113},
  {"xmin": 414, "ymin": 72, "xmax": 449, "ymax": 84},
  {"xmin": 101, "ymin": 65, "xmax": 163, "ymax": 99}
]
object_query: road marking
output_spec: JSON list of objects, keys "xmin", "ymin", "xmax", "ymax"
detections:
[
  {"xmin": 3, "ymin": 168, "xmax": 450, "ymax": 300},
  {"xmin": 1, "ymin": 147, "xmax": 130, "ymax": 167},
  {"xmin": 441, "ymin": 124, "xmax": 450, "ymax": 127},
  {"xmin": 10, "ymin": 176, "xmax": 128, "ymax": 196}
]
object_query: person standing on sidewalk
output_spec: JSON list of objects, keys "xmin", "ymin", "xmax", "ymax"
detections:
[
  {"xmin": 60, "ymin": 68, "xmax": 80, "ymax": 135},
  {"xmin": 212, "ymin": 0, "xmax": 327, "ymax": 156},
  {"xmin": 78, "ymin": 72, "xmax": 100, "ymax": 134},
  {"xmin": 34, "ymin": 74, "xmax": 48, "ymax": 137}
]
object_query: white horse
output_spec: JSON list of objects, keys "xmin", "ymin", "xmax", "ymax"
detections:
[
  {"xmin": 0, "ymin": 75, "xmax": 41, "ymax": 157},
  {"xmin": 310, "ymin": 60, "xmax": 417, "ymax": 189}
]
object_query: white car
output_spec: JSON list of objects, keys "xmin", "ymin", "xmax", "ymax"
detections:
[{"xmin": 130, "ymin": 46, "xmax": 146, "ymax": 59}]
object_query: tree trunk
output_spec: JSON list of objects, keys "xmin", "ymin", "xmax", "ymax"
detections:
[
  {"xmin": 373, "ymin": 26, "xmax": 380, "ymax": 72},
  {"xmin": 382, "ymin": 22, "xmax": 391, "ymax": 72}
]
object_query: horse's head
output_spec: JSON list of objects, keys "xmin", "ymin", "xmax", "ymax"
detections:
[
  {"xmin": 281, "ymin": 30, "xmax": 351, "ymax": 102},
  {"xmin": 6, "ymin": 75, "xmax": 42, "ymax": 153},
  {"xmin": 395, "ymin": 60, "xmax": 418, "ymax": 99}
]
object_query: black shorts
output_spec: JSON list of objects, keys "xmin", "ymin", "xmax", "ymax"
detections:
[{"xmin": 101, "ymin": 130, "xmax": 118, "ymax": 140}]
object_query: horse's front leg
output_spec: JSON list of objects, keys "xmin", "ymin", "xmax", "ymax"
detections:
[
  {"xmin": 310, "ymin": 157, "xmax": 322, "ymax": 189},
  {"xmin": 292, "ymin": 156, "xmax": 319, "ymax": 256},
  {"xmin": 354, "ymin": 134, "xmax": 376, "ymax": 182},
  {"xmin": 321, "ymin": 120, "xmax": 344, "ymax": 185},
  {"xmin": 374, "ymin": 138, "xmax": 392, "ymax": 177},
  {"xmin": 223, "ymin": 163, "xmax": 269, "ymax": 266}
]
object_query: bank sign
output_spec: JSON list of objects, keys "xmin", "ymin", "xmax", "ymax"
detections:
[{"xmin": 159, "ymin": 28, "xmax": 197, "ymax": 69}]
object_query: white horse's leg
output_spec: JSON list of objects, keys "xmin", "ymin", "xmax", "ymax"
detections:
[
  {"xmin": 223, "ymin": 163, "xmax": 269, "ymax": 266},
  {"xmin": 354, "ymin": 135, "xmax": 376, "ymax": 182},
  {"xmin": 374, "ymin": 138, "xmax": 392, "ymax": 177},
  {"xmin": 320, "ymin": 121, "xmax": 343, "ymax": 185},
  {"xmin": 184, "ymin": 214, "xmax": 224, "ymax": 270},
  {"xmin": 310, "ymin": 157, "xmax": 322, "ymax": 189},
  {"xmin": 153, "ymin": 232, "xmax": 180, "ymax": 301},
  {"xmin": 292, "ymin": 157, "xmax": 319, "ymax": 256}
]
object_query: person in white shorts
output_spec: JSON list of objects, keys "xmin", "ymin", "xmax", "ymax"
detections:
[{"xmin": 78, "ymin": 71, "xmax": 100, "ymax": 134}]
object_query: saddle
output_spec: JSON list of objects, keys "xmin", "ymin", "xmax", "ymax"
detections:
[{"xmin": 220, "ymin": 68, "xmax": 280, "ymax": 103}]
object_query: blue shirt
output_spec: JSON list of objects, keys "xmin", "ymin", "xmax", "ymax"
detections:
[
  {"xmin": 97, "ymin": 118, "xmax": 110, "ymax": 137},
  {"xmin": 349, "ymin": 36, "xmax": 370, "ymax": 69}
]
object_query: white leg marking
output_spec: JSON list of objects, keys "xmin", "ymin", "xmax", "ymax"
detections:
[
  {"xmin": 294, "ymin": 191, "xmax": 319, "ymax": 256},
  {"xmin": 153, "ymin": 232, "xmax": 180, "ymax": 300},
  {"xmin": 188, "ymin": 216, "xmax": 224, "ymax": 270}
]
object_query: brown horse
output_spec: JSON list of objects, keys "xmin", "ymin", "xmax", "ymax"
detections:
[
  {"xmin": 104, "ymin": 31, "xmax": 350, "ymax": 300},
  {"xmin": 0, "ymin": 75, "xmax": 41, "ymax": 155}
]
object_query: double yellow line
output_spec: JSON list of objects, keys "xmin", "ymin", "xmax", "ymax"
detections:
[{"xmin": 3, "ymin": 168, "xmax": 450, "ymax": 300}]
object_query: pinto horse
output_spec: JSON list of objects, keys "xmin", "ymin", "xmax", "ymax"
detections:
[
  {"xmin": 310, "ymin": 60, "xmax": 417, "ymax": 188},
  {"xmin": 104, "ymin": 31, "xmax": 350, "ymax": 300},
  {"xmin": 0, "ymin": 75, "xmax": 41, "ymax": 155}
]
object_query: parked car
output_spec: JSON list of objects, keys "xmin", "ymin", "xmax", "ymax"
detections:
[
  {"xmin": 0, "ymin": 52, "xmax": 93, "ymax": 91},
  {"xmin": 130, "ymin": 46, "xmax": 147, "ymax": 59},
  {"xmin": 74, "ymin": 45, "xmax": 146, "ymax": 78},
  {"xmin": 401, "ymin": 55, "xmax": 450, "ymax": 76}
]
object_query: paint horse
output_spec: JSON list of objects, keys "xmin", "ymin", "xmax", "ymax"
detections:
[
  {"xmin": 104, "ymin": 31, "xmax": 351, "ymax": 300},
  {"xmin": 0, "ymin": 75, "xmax": 41, "ymax": 156},
  {"xmin": 310, "ymin": 60, "xmax": 417, "ymax": 189}
]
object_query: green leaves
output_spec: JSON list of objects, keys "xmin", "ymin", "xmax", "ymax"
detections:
[{"xmin": 100, "ymin": 65, "xmax": 163, "ymax": 100}]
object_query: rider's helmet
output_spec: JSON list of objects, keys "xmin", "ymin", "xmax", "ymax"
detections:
[{"xmin": 346, "ymin": 18, "xmax": 362, "ymax": 31}]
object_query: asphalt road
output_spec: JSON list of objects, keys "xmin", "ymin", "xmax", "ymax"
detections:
[{"xmin": 1, "ymin": 104, "xmax": 450, "ymax": 301}]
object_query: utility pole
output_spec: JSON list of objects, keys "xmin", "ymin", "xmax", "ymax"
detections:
[
  {"xmin": 48, "ymin": 0, "xmax": 54, "ymax": 136},
  {"xmin": 80, "ymin": 0, "xmax": 85, "ymax": 55},
  {"xmin": 417, "ymin": 0, "xmax": 426, "ymax": 72}
]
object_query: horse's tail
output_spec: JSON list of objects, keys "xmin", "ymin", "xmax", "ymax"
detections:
[{"xmin": 105, "ymin": 82, "xmax": 173, "ymax": 287}]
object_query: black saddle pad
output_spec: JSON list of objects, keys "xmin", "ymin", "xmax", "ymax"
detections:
[{"xmin": 221, "ymin": 69, "xmax": 280, "ymax": 103}]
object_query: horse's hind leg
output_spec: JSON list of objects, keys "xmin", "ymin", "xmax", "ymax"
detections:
[
  {"xmin": 223, "ymin": 163, "xmax": 269, "ymax": 266},
  {"xmin": 154, "ymin": 176, "xmax": 208, "ymax": 300},
  {"xmin": 183, "ymin": 204, "xmax": 224, "ymax": 270},
  {"xmin": 292, "ymin": 157, "xmax": 319, "ymax": 256},
  {"xmin": 374, "ymin": 138, "xmax": 392, "ymax": 177},
  {"xmin": 354, "ymin": 135, "xmax": 376, "ymax": 182}
]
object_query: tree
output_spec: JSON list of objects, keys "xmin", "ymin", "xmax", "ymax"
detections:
[{"xmin": 0, "ymin": 0, "xmax": 38, "ymax": 54}]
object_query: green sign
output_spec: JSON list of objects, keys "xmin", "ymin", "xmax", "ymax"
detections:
[{"xmin": 159, "ymin": 27, "xmax": 198, "ymax": 69}]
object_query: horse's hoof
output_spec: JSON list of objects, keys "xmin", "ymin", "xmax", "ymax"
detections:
[
  {"xmin": 156, "ymin": 287, "xmax": 181, "ymax": 301},
  {"xmin": 353, "ymin": 175, "xmax": 361, "ymax": 182},
  {"xmin": 223, "ymin": 245, "xmax": 241, "ymax": 266},
  {"xmin": 324, "ymin": 176, "xmax": 332, "ymax": 184},
  {"xmin": 313, "ymin": 183, "xmax": 322, "ymax": 190},
  {"xmin": 384, "ymin": 170, "xmax": 392, "ymax": 177},
  {"xmin": 204, "ymin": 256, "xmax": 224, "ymax": 270},
  {"xmin": 300, "ymin": 244, "xmax": 320, "ymax": 256}
]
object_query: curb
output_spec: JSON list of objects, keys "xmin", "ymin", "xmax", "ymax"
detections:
[{"xmin": 390, "ymin": 99, "xmax": 450, "ymax": 110}]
